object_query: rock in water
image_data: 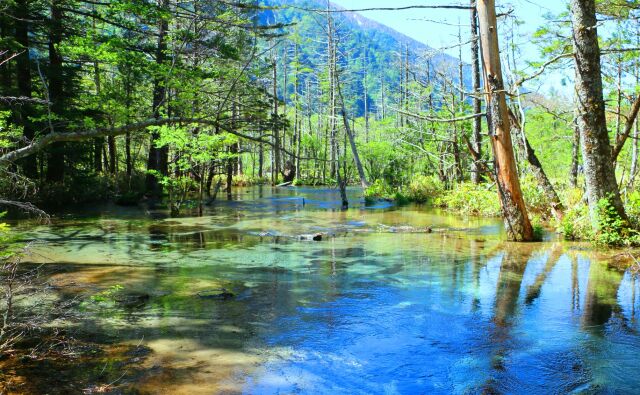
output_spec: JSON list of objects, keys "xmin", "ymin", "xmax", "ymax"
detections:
[{"xmin": 298, "ymin": 233, "xmax": 323, "ymax": 241}]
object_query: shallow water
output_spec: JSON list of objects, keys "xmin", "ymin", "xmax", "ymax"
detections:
[{"xmin": 11, "ymin": 186, "xmax": 640, "ymax": 394}]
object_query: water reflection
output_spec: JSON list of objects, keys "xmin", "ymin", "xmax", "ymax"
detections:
[{"xmin": 12, "ymin": 187, "xmax": 640, "ymax": 393}]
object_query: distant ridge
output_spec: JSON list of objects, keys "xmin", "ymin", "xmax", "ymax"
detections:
[{"xmin": 259, "ymin": 0, "xmax": 466, "ymax": 115}]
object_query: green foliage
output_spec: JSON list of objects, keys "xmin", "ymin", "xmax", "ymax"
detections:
[
  {"xmin": 0, "ymin": 111, "xmax": 22, "ymax": 151},
  {"xmin": 405, "ymin": 175, "xmax": 444, "ymax": 204},
  {"xmin": 562, "ymin": 192, "xmax": 640, "ymax": 246},
  {"xmin": 364, "ymin": 179, "xmax": 395, "ymax": 204},
  {"xmin": 532, "ymin": 224, "xmax": 545, "ymax": 242},
  {"xmin": 436, "ymin": 183, "xmax": 502, "ymax": 217},
  {"xmin": 213, "ymin": 174, "xmax": 269, "ymax": 187},
  {"xmin": 593, "ymin": 196, "xmax": 638, "ymax": 247},
  {"xmin": 293, "ymin": 177, "xmax": 324, "ymax": 186},
  {"xmin": 0, "ymin": 214, "xmax": 18, "ymax": 261},
  {"xmin": 557, "ymin": 187, "xmax": 591, "ymax": 240},
  {"xmin": 524, "ymin": 109, "xmax": 574, "ymax": 180},
  {"xmin": 560, "ymin": 203, "xmax": 591, "ymax": 241},
  {"xmin": 625, "ymin": 191, "xmax": 640, "ymax": 228},
  {"xmin": 521, "ymin": 174, "xmax": 549, "ymax": 215}
]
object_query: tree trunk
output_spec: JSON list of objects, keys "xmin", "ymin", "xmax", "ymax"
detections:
[
  {"xmin": 227, "ymin": 99, "xmax": 238, "ymax": 195},
  {"xmin": 94, "ymin": 139, "xmax": 103, "ymax": 173},
  {"xmin": 363, "ymin": 48, "xmax": 369, "ymax": 143},
  {"xmin": 14, "ymin": 0, "xmax": 37, "ymax": 178},
  {"xmin": 0, "ymin": 15, "xmax": 12, "ymax": 96},
  {"xmin": 629, "ymin": 20, "xmax": 640, "ymax": 190},
  {"xmin": 108, "ymin": 135, "xmax": 117, "ymax": 174},
  {"xmin": 570, "ymin": 0, "xmax": 626, "ymax": 226},
  {"xmin": 205, "ymin": 164, "xmax": 215, "ymax": 196},
  {"xmin": 125, "ymin": 132, "xmax": 132, "ymax": 177},
  {"xmin": 258, "ymin": 142, "xmax": 264, "ymax": 178},
  {"xmin": 293, "ymin": 41, "xmax": 300, "ymax": 179},
  {"xmin": 477, "ymin": 0, "xmax": 534, "ymax": 241},
  {"xmin": 630, "ymin": 116, "xmax": 639, "ymax": 189},
  {"xmin": 146, "ymin": 0, "xmax": 170, "ymax": 197},
  {"xmin": 46, "ymin": 0, "xmax": 65, "ymax": 182},
  {"xmin": 327, "ymin": 8, "xmax": 336, "ymax": 180},
  {"xmin": 380, "ymin": 74, "xmax": 386, "ymax": 120},
  {"xmin": 470, "ymin": 1, "xmax": 483, "ymax": 184},
  {"xmin": 272, "ymin": 56, "xmax": 281, "ymax": 185},
  {"xmin": 570, "ymin": 115, "xmax": 580, "ymax": 188},
  {"xmin": 336, "ymin": 73, "xmax": 368, "ymax": 188},
  {"xmin": 226, "ymin": 145, "xmax": 235, "ymax": 196}
]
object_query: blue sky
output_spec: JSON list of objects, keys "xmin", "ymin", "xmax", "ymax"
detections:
[{"xmin": 330, "ymin": 0, "xmax": 570, "ymax": 94}]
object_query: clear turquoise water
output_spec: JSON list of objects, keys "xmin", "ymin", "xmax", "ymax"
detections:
[{"xmin": 16, "ymin": 186, "xmax": 640, "ymax": 394}]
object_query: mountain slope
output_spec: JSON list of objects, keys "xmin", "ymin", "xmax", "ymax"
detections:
[{"xmin": 259, "ymin": 0, "xmax": 464, "ymax": 116}]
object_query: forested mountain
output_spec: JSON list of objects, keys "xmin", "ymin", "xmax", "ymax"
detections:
[{"xmin": 258, "ymin": 0, "xmax": 465, "ymax": 116}]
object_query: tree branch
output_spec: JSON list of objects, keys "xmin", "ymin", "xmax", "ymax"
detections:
[
  {"xmin": 286, "ymin": 4, "xmax": 473, "ymax": 12},
  {"xmin": 612, "ymin": 94, "xmax": 640, "ymax": 162},
  {"xmin": 0, "ymin": 118, "xmax": 273, "ymax": 164},
  {"xmin": 513, "ymin": 53, "xmax": 573, "ymax": 89},
  {"xmin": 397, "ymin": 108, "xmax": 486, "ymax": 123}
]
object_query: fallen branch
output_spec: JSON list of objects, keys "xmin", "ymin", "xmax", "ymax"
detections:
[
  {"xmin": 0, "ymin": 96, "xmax": 49, "ymax": 105},
  {"xmin": 0, "ymin": 200, "xmax": 49, "ymax": 222}
]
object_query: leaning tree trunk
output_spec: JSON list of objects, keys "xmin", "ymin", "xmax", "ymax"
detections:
[
  {"xmin": 477, "ymin": 0, "xmax": 534, "ymax": 241},
  {"xmin": 509, "ymin": 110, "xmax": 564, "ymax": 221},
  {"xmin": 570, "ymin": 0, "xmax": 627, "ymax": 226},
  {"xmin": 336, "ymin": 75, "xmax": 368, "ymax": 188}
]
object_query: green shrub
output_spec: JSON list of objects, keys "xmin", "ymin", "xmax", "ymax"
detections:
[
  {"xmin": 406, "ymin": 175, "xmax": 444, "ymax": 203},
  {"xmin": 394, "ymin": 191, "xmax": 410, "ymax": 205},
  {"xmin": 436, "ymin": 182, "xmax": 501, "ymax": 217},
  {"xmin": 364, "ymin": 179, "xmax": 395, "ymax": 204},
  {"xmin": 532, "ymin": 224, "xmax": 545, "ymax": 241},
  {"xmin": 625, "ymin": 190, "xmax": 640, "ymax": 228},
  {"xmin": 560, "ymin": 202, "xmax": 590, "ymax": 240},
  {"xmin": 293, "ymin": 177, "xmax": 324, "ymax": 186},
  {"xmin": 521, "ymin": 174, "xmax": 549, "ymax": 216},
  {"xmin": 593, "ymin": 196, "xmax": 639, "ymax": 246},
  {"xmin": 212, "ymin": 174, "xmax": 269, "ymax": 187}
]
